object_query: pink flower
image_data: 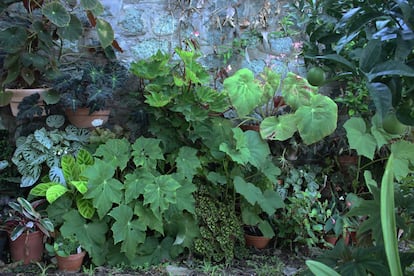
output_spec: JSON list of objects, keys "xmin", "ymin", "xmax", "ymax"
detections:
[{"xmin": 193, "ymin": 31, "xmax": 200, "ymax": 37}]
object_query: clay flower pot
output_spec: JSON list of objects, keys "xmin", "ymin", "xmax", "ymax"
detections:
[
  {"xmin": 9, "ymin": 231, "xmax": 44, "ymax": 265},
  {"xmin": 6, "ymin": 88, "xmax": 48, "ymax": 117},
  {"xmin": 65, "ymin": 107, "xmax": 110, "ymax": 128},
  {"xmin": 244, "ymin": 234, "xmax": 271, "ymax": 249},
  {"xmin": 56, "ymin": 251, "xmax": 86, "ymax": 272}
]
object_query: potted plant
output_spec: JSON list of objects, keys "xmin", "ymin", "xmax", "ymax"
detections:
[
  {"xmin": 0, "ymin": 197, "xmax": 54, "ymax": 264},
  {"xmin": 243, "ymin": 224, "xmax": 272, "ymax": 249},
  {"xmin": 11, "ymin": 115, "xmax": 90, "ymax": 187},
  {"xmin": 46, "ymin": 234, "xmax": 86, "ymax": 272},
  {"xmin": 53, "ymin": 61, "xmax": 128, "ymax": 128},
  {"xmin": 0, "ymin": 0, "xmax": 121, "ymax": 116}
]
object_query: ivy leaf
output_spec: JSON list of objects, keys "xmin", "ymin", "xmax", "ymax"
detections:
[
  {"xmin": 143, "ymin": 175, "xmax": 181, "ymax": 220},
  {"xmin": 94, "ymin": 138, "xmax": 131, "ymax": 170},
  {"xmin": 176, "ymin": 147, "xmax": 200, "ymax": 180},
  {"xmin": 83, "ymin": 160, "xmax": 123, "ymax": 218},
  {"xmin": 344, "ymin": 117, "xmax": 377, "ymax": 160},
  {"xmin": 109, "ymin": 205, "xmax": 146, "ymax": 260},
  {"xmin": 132, "ymin": 137, "xmax": 164, "ymax": 170},
  {"xmin": 60, "ymin": 210, "xmax": 108, "ymax": 265}
]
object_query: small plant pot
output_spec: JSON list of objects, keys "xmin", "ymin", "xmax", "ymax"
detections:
[
  {"xmin": 7, "ymin": 88, "xmax": 48, "ymax": 117},
  {"xmin": 324, "ymin": 234, "xmax": 339, "ymax": 246},
  {"xmin": 56, "ymin": 251, "xmax": 86, "ymax": 272},
  {"xmin": 9, "ymin": 231, "xmax": 44, "ymax": 265},
  {"xmin": 65, "ymin": 108, "xmax": 110, "ymax": 128},
  {"xmin": 244, "ymin": 234, "xmax": 271, "ymax": 249}
]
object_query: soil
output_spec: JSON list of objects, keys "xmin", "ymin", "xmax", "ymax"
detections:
[{"xmin": 0, "ymin": 245, "xmax": 313, "ymax": 275}]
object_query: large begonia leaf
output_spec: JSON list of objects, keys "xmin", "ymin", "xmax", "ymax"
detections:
[
  {"xmin": 176, "ymin": 147, "xmax": 200, "ymax": 180},
  {"xmin": 391, "ymin": 141, "xmax": 414, "ymax": 181},
  {"xmin": 244, "ymin": 130, "xmax": 271, "ymax": 168},
  {"xmin": 174, "ymin": 180, "xmax": 196, "ymax": 214},
  {"xmin": 134, "ymin": 202, "xmax": 164, "ymax": 234},
  {"xmin": 60, "ymin": 210, "xmax": 108, "ymax": 265},
  {"xmin": 42, "ymin": 2, "xmax": 70, "ymax": 27},
  {"xmin": 83, "ymin": 160, "xmax": 123, "ymax": 218},
  {"xmin": 344, "ymin": 117, "xmax": 377, "ymax": 160},
  {"xmin": 282, "ymin": 73, "xmax": 315, "ymax": 109},
  {"xmin": 95, "ymin": 138, "xmax": 131, "ymax": 170},
  {"xmin": 223, "ymin": 68, "xmax": 262, "ymax": 118},
  {"xmin": 143, "ymin": 175, "xmax": 181, "ymax": 220},
  {"xmin": 234, "ymin": 176, "xmax": 263, "ymax": 206},
  {"xmin": 219, "ymin": 127, "xmax": 250, "ymax": 165},
  {"xmin": 132, "ymin": 137, "xmax": 164, "ymax": 170},
  {"xmin": 124, "ymin": 169, "xmax": 153, "ymax": 204},
  {"xmin": 295, "ymin": 94, "xmax": 338, "ymax": 145},
  {"xmin": 260, "ymin": 114, "xmax": 297, "ymax": 141},
  {"xmin": 57, "ymin": 15, "xmax": 83, "ymax": 41},
  {"xmin": 109, "ymin": 205, "xmax": 146, "ymax": 260}
]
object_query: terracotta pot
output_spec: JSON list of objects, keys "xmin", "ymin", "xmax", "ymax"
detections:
[
  {"xmin": 65, "ymin": 107, "xmax": 110, "ymax": 128},
  {"xmin": 324, "ymin": 234, "xmax": 339, "ymax": 246},
  {"xmin": 6, "ymin": 88, "xmax": 48, "ymax": 117},
  {"xmin": 56, "ymin": 251, "xmax": 86, "ymax": 272},
  {"xmin": 244, "ymin": 234, "xmax": 271, "ymax": 249},
  {"xmin": 9, "ymin": 231, "xmax": 44, "ymax": 264}
]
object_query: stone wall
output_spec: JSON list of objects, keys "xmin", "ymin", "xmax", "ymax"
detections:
[{"xmin": 100, "ymin": 0, "xmax": 306, "ymax": 76}]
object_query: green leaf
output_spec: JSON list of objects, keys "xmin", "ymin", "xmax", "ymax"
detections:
[
  {"xmin": 0, "ymin": 27, "xmax": 27, "ymax": 52},
  {"xmin": 143, "ymin": 175, "xmax": 181, "ymax": 220},
  {"xmin": 306, "ymin": 260, "xmax": 340, "ymax": 276},
  {"xmin": 219, "ymin": 128, "xmax": 250, "ymax": 165},
  {"xmin": 96, "ymin": 18, "xmax": 114, "ymax": 49},
  {"xmin": 46, "ymin": 184, "xmax": 68, "ymax": 203},
  {"xmin": 61, "ymin": 155, "xmax": 79, "ymax": 182},
  {"xmin": 367, "ymin": 82, "xmax": 392, "ymax": 119},
  {"xmin": 42, "ymin": 2, "xmax": 70, "ymax": 27},
  {"xmin": 176, "ymin": 147, "xmax": 200, "ymax": 180},
  {"xmin": 381, "ymin": 156, "xmax": 402, "ymax": 276},
  {"xmin": 258, "ymin": 220, "xmax": 275, "ymax": 238},
  {"xmin": 109, "ymin": 205, "xmax": 146, "ymax": 260},
  {"xmin": 95, "ymin": 138, "xmax": 131, "ymax": 170},
  {"xmin": 80, "ymin": 0, "xmax": 99, "ymax": 10},
  {"xmin": 295, "ymin": 94, "xmax": 338, "ymax": 145},
  {"xmin": 223, "ymin": 68, "xmax": 263, "ymax": 117},
  {"xmin": 57, "ymin": 14, "xmax": 83, "ymax": 41},
  {"xmin": 367, "ymin": 61, "xmax": 414, "ymax": 82},
  {"xmin": 132, "ymin": 137, "xmax": 164, "ymax": 170},
  {"xmin": 315, "ymin": 54, "xmax": 356, "ymax": 72},
  {"xmin": 134, "ymin": 202, "xmax": 164, "ymax": 234},
  {"xmin": 234, "ymin": 176, "xmax": 263, "ymax": 206},
  {"xmin": 76, "ymin": 197, "xmax": 95, "ymax": 219},
  {"xmin": 391, "ymin": 141, "xmax": 414, "ymax": 181},
  {"xmin": 174, "ymin": 181, "xmax": 196, "ymax": 214},
  {"xmin": 282, "ymin": 73, "xmax": 316, "ymax": 109},
  {"xmin": 260, "ymin": 189, "xmax": 285, "ymax": 214},
  {"xmin": 71, "ymin": 180, "xmax": 88, "ymax": 194},
  {"xmin": 83, "ymin": 160, "xmax": 124, "ymax": 218},
  {"xmin": 124, "ymin": 170, "xmax": 153, "ymax": 204},
  {"xmin": 343, "ymin": 117, "xmax": 377, "ymax": 160},
  {"xmin": 260, "ymin": 114, "xmax": 297, "ymax": 141},
  {"xmin": 30, "ymin": 182, "xmax": 55, "ymax": 197},
  {"xmin": 60, "ymin": 210, "xmax": 108, "ymax": 265}
]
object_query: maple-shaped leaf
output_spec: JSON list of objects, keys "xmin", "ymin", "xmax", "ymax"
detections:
[
  {"xmin": 220, "ymin": 127, "xmax": 250, "ymax": 165},
  {"xmin": 124, "ymin": 169, "xmax": 154, "ymax": 204},
  {"xmin": 176, "ymin": 146, "xmax": 200, "ymax": 180},
  {"xmin": 108, "ymin": 205, "xmax": 146, "ymax": 260},
  {"xmin": 143, "ymin": 175, "xmax": 181, "ymax": 220},
  {"xmin": 83, "ymin": 160, "xmax": 123, "ymax": 218},
  {"xmin": 174, "ymin": 178, "xmax": 196, "ymax": 214},
  {"xmin": 132, "ymin": 137, "xmax": 164, "ymax": 170},
  {"xmin": 134, "ymin": 202, "xmax": 164, "ymax": 234},
  {"xmin": 60, "ymin": 210, "xmax": 109, "ymax": 265},
  {"xmin": 94, "ymin": 138, "xmax": 131, "ymax": 170}
]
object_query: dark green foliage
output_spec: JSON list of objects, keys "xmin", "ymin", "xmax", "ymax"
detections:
[
  {"xmin": 54, "ymin": 61, "xmax": 128, "ymax": 113},
  {"xmin": 193, "ymin": 188, "xmax": 246, "ymax": 263}
]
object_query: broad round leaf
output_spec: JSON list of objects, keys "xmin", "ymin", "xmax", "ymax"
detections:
[
  {"xmin": 42, "ymin": 2, "xmax": 71, "ymax": 28},
  {"xmin": 223, "ymin": 68, "xmax": 262, "ymax": 118},
  {"xmin": 260, "ymin": 114, "xmax": 297, "ymax": 141},
  {"xmin": 0, "ymin": 27, "xmax": 26, "ymax": 53},
  {"xmin": 46, "ymin": 184, "xmax": 69, "ymax": 203},
  {"xmin": 57, "ymin": 15, "xmax": 83, "ymax": 41}
]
